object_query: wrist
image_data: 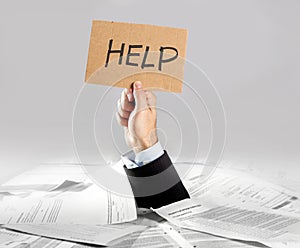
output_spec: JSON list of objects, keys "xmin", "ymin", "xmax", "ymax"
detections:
[{"xmin": 133, "ymin": 133, "xmax": 158, "ymax": 154}]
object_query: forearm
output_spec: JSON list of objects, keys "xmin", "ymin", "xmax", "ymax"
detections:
[{"xmin": 123, "ymin": 150, "xmax": 190, "ymax": 209}]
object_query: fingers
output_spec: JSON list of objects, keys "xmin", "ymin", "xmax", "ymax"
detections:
[
  {"xmin": 116, "ymin": 81, "xmax": 157, "ymax": 127},
  {"xmin": 133, "ymin": 81, "xmax": 148, "ymax": 111},
  {"xmin": 116, "ymin": 113, "xmax": 128, "ymax": 127},
  {"xmin": 116, "ymin": 87, "xmax": 134, "ymax": 127},
  {"xmin": 120, "ymin": 89, "xmax": 134, "ymax": 111},
  {"xmin": 126, "ymin": 86, "xmax": 134, "ymax": 102},
  {"xmin": 120, "ymin": 88, "xmax": 135, "ymax": 112},
  {"xmin": 117, "ymin": 106, "xmax": 130, "ymax": 119}
]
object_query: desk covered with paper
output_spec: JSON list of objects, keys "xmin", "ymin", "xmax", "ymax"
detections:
[{"xmin": 0, "ymin": 162, "xmax": 299, "ymax": 248}]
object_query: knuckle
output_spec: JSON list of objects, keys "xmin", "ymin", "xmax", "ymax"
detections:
[
  {"xmin": 116, "ymin": 112, "xmax": 128, "ymax": 126},
  {"xmin": 121, "ymin": 118, "xmax": 128, "ymax": 126},
  {"xmin": 119, "ymin": 109, "xmax": 129, "ymax": 119},
  {"xmin": 124, "ymin": 103, "xmax": 134, "ymax": 112}
]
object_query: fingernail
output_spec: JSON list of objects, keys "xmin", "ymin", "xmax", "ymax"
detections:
[{"xmin": 134, "ymin": 81, "xmax": 142, "ymax": 89}]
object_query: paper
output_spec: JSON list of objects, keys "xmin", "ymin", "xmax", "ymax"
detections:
[
  {"xmin": 154, "ymin": 198, "xmax": 300, "ymax": 247},
  {"xmin": 4, "ymin": 223, "xmax": 146, "ymax": 246},
  {"xmin": 183, "ymin": 166, "xmax": 300, "ymax": 217},
  {"xmin": 85, "ymin": 20, "xmax": 188, "ymax": 92},
  {"xmin": 0, "ymin": 228, "xmax": 39, "ymax": 247},
  {"xmin": 0, "ymin": 184, "xmax": 136, "ymax": 225},
  {"xmin": 110, "ymin": 223, "xmax": 190, "ymax": 248},
  {"xmin": 0, "ymin": 164, "xmax": 137, "ymax": 225},
  {"xmin": 0, "ymin": 225, "xmax": 273, "ymax": 248},
  {"xmin": 171, "ymin": 225, "xmax": 269, "ymax": 248},
  {"xmin": 2, "ymin": 163, "xmax": 88, "ymax": 186},
  {"xmin": 0, "ymin": 180, "xmax": 93, "ymax": 200},
  {"xmin": 0, "ymin": 228, "xmax": 91, "ymax": 248},
  {"xmin": 110, "ymin": 221, "xmax": 268, "ymax": 248}
]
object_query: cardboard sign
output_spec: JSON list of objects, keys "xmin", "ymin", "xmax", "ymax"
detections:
[{"xmin": 85, "ymin": 20, "xmax": 188, "ymax": 92}]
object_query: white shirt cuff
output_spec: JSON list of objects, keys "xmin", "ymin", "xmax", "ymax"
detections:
[{"xmin": 121, "ymin": 142, "xmax": 164, "ymax": 169}]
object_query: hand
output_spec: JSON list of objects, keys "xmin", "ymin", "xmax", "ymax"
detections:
[{"xmin": 116, "ymin": 81, "xmax": 158, "ymax": 153}]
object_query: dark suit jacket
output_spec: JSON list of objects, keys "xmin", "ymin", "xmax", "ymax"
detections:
[{"xmin": 123, "ymin": 151, "xmax": 190, "ymax": 209}]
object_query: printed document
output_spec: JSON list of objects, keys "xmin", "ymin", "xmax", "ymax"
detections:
[
  {"xmin": 183, "ymin": 166, "xmax": 300, "ymax": 216},
  {"xmin": 154, "ymin": 198, "xmax": 300, "ymax": 247},
  {"xmin": 0, "ymin": 228, "xmax": 91, "ymax": 248},
  {"xmin": 4, "ymin": 223, "xmax": 146, "ymax": 246},
  {"xmin": 0, "ymin": 164, "xmax": 137, "ymax": 225}
]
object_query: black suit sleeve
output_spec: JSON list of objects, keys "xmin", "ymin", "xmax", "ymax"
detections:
[{"xmin": 123, "ymin": 151, "xmax": 190, "ymax": 209}]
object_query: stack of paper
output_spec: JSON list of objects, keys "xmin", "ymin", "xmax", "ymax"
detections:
[
  {"xmin": 0, "ymin": 163, "xmax": 144, "ymax": 246},
  {"xmin": 183, "ymin": 166, "xmax": 300, "ymax": 216},
  {"xmin": 1, "ymin": 162, "xmax": 299, "ymax": 247},
  {"xmin": 153, "ymin": 164, "xmax": 300, "ymax": 248},
  {"xmin": 0, "ymin": 164, "xmax": 137, "ymax": 225}
]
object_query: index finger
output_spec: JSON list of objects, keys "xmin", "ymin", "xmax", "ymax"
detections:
[{"xmin": 120, "ymin": 88, "xmax": 135, "ymax": 112}]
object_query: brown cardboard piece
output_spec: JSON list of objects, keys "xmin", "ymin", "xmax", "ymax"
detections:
[{"xmin": 85, "ymin": 20, "xmax": 188, "ymax": 92}]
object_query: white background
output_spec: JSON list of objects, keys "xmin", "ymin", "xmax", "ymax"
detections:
[{"xmin": 0, "ymin": 0, "xmax": 299, "ymax": 188}]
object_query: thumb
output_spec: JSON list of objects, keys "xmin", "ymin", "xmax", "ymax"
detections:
[
  {"xmin": 133, "ymin": 81, "xmax": 148, "ymax": 111},
  {"xmin": 145, "ymin": 91, "xmax": 156, "ymax": 110}
]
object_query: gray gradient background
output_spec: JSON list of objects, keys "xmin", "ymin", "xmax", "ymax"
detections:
[{"xmin": 0, "ymin": 0, "xmax": 299, "ymax": 189}]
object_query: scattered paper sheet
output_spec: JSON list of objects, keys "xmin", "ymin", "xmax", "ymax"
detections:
[
  {"xmin": 0, "ymin": 184, "xmax": 136, "ymax": 225},
  {"xmin": 183, "ymin": 165, "xmax": 300, "ymax": 217},
  {"xmin": 2, "ymin": 164, "xmax": 88, "ymax": 186},
  {"xmin": 2, "ymin": 163, "xmax": 299, "ymax": 247},
  {"xmin": 0, "ymin": 164, "xmax": 137, "ymax": 225},
  {"xmin": 171, "ymin": 224, "xmax": 268, "ymax": 248},
  {"xmin": 0, "ymin": 228, "xmax": 90, "ymax": 248},
  {"xmin": 154, "ymin": 198, "xmax": 300, "ymax": 247},
  {"xmin": 0, "ymin": 180, "xmax": 93, "ymax": 201},
  {"xmin": 0, "ymin": 228, "xmax": 39, "ymax": 246},
  {"xmin": 110, "ymin": 221, "xmax": 268, "ymax": 248},
  {"xmin": 50, "ymin": 180, "xmax": 92, "ymax": 193},
  {"xmin": 110, "ymin": 223, "xmax": 190, "ymax": 248},
  {"xmin": 0, "ymin": 224, "xmax": 271, "ymax": 248},
  {"xmin": 4, "ymin": 223, "xmax": 146, "ymax": 246}
]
